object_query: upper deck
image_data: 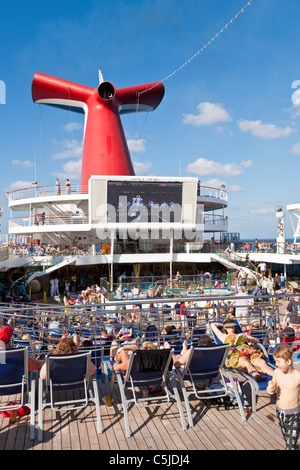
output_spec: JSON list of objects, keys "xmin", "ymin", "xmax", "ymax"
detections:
[
  {"xmin": 7, "ymin": 179, "xmax": 228, "ymax": 239},
  {"xmin": 7, "ymin": 182, "xmax": 228, "ymax": 210}
]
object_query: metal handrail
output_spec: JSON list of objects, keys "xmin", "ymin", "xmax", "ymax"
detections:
[
  {"xmin": 197, "ymin": 184, "xmax": 228, "ymax": 201},
  {"xmin": 9, "ymin": 212, "xmax": 228, "ymax": 228},
  {"xmin": 7, "ymin": 183, "xmax": 89, "ymax": 200},
  {"xmin": 9, "ymin": 213, "xmax": 89, "ymax": 228},
  {"xmin": 8, "ymin": 183, "xmax": 228, "ymax": 202}
]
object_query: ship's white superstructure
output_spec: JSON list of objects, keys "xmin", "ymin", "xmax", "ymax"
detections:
[{"xmin": 4, "ymin": 175, "xmax": 231, "ymax": 288}]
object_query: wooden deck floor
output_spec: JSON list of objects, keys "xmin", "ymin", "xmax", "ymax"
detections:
[{"xmin": 0, "ymin": 379, "xmax": 286, "ymax": 452}]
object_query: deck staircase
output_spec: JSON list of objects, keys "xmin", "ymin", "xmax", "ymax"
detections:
[
  {"xmin": 26, "ymin": 254, "xmax": 77, "ymax": 284},
  {"xmin": 210, "ymin": 253, "xmax": 257, "ymax": 279}
]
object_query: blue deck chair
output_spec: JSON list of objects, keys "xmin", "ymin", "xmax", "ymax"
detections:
[
  {"xmin": 208, "ymin": 320, "xmax": 274, "ymax": 412},
  {"xmin": 144, "ymin": 324, "xmax": 159, "ymax": 342},
  {"xmin": 0, "ymin": 347, "xmax": 36, "ymax": 440},
  {"xmin": 38, "ymin": 351, "xmax": 102, "ymax": 441},
  {"xmin": 293, "ymin": 349, "xmax": 300, "ymax": 364},
  {"xmin": 112, "ymin": 348, "xmax": 186, "ymax": 437},
  {"xmin": 249, "ymin": 327, "xmax": 269, "ymax": 347},
  {"xmin": 165, "ymin": 334, "xmax": 183, "ymax": 354},
  {"xmin": 95, "ymin": 336, "xmax": 114, "ymax": 358},
  {"xmin": 79, "ymin": 346, "xmax": 103, "ymax": 373},
  {"xmin": 13, "ymin": 337, "xmax": 36, "ymax": 358},
  {"xmin": 172, "ymin": 344, "xmax": 246, "ymax": 427},
  {"xmin": 171, "ymin": 328, "xmax": 182, "ymax": 336},
  {"xmin": 190, "ymin": 326, "xmax": 207, "ymax": 346},
  {"xmin": 80, "ymin": 327, "xmax": 93, "ymax": 337},
  {"xmin": 80, "ymin": 344, "xmax": 111, "ymax": 392}
]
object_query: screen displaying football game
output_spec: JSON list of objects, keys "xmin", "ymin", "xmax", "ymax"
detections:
[{"xmin": 107, "ymin": 180, "xmax": 182, "ymax": 223}]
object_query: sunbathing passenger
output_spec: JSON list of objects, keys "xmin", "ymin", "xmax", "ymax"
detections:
[
  {"xmin": 116, "ymin": 321, "xmax": 133, "ymax": 340},
  {"xmin": 39, "ymin": 336, "xmax": 95, "ymax": 380},
  {"xmin": 165, "ymin": 335, "xmax": 213, "ymax": 371},
  {"xmin": 113, "ymin": 340, "xmax": 156, "ymax": 373},
  {"xmin": 210, "ymin": 320, "xmax": 274, "ymax": 381}
]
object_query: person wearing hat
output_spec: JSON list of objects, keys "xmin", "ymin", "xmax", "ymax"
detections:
[
  {"xmin": 0, "ymin": 325, "xmax": 44, "ymax": 372},
  {"xmin": 0, "ymin": 325, "xmax": 13, "ymax": 346},
  {"xmin": 210, "ymin": 320, "xmax": 274, "ymax": 382},
  {"xmin": 243, "ymin": 318, "xmax": 266, "ymax": 338}
]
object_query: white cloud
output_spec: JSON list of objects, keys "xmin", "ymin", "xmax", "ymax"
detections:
[
  {"xmin": 291, "ymin": 85, "xmax": 300, "ymax": 117},
  {"xmin": 216, "ymin": 126, "xmax": 234, "ymax": 136},
  {"xmin": 182, "ymin": 102, "xmax": 231, "ymax": 126},
  {"xmin": 290, "ymin": 142, "xmax": 300, "ymax": 155},
  {"xmin": 132, "ymin": 157, "xmax": 152, "ymax": 175},
  {"xmin": 7, "ymin": 180, "xmax": 33, "ymax": 191},
  {"xmin": 248, "ymin": 208, "xmax": 274, "ymax": 214},
  {"xmin": 202, "ymin": 178, "xmax": 225, "ymax": 188},
  {"xmin": 51, "ymin": 159, "xmax": 82, "ymax": 180},
  {"xmin": 127, "ymin": 138, "xmax": 146, "ymax": 153},
  {"xmin": 241, "ymin": 160, "xmax": 255, "ymax": 168},
  {"xmin": 187, "ymin": 157, "xmax": 253, "ymax": 177},
  {"xmin": 238, "ymin": 119, "xmax": 294, "ymax": 139},
  {"xmin": 12, "ymin": 159, "xmax": 35, "ymax": 168},
  {"xmin": 202, "ymin": 178, "xmax": 244, "ymax": 193},
  {"xmin": 229, "ymin": 184, "xmax": 244, "ymax": 192},
  {"xmin": 63, "ymin": 122, "xmax": 83, "ymax": 132},
  {"xmin": 52, "ymin": 139, "xmax": 83, "ymax": 160}
]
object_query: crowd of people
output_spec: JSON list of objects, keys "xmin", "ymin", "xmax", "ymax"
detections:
[
  {"xmin": 1, "ymin": 269, "xmax": 300, "ymax": 450},
  {"xmin": 7, "ymin": 241, "xmax": 92, "ymax": 258}
]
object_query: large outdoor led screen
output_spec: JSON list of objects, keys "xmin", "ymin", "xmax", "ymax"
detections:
[{"xmin": 107, "ymin": 180, "xmax": 182, "ymax": 223}]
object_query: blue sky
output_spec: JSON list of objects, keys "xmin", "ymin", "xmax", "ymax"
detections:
[{"xmin": 1, "ymin": 0, "xmax": 300, "ymax": 240}]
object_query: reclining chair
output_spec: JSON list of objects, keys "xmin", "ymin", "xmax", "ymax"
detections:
[
  {"xmin": 111, "ymin": 348, "xmax": 186, "ymax": 437},
  {"xmin": 0, "ymin": 347, "xmax": 36, "ymax": 440},
  {"xmin": 38, "ymin": 351, "xmax": 102, "ymax": 441},
  {"xmin": 209, "ymin": 320, "xmax": 274, "ymax": 412},
  {"xmin": 172, "ymin": 343, "xmax": 246, "ymax": 427}
]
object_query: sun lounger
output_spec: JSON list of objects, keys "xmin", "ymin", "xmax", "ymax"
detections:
[
  {"xmin": 172, "ymin": 343, "xmax": 246, "ymax": 427},
  {"xmin": 38, "ymin": 350, "xmax": 102, "ymax": 441},
  {"xmin": 0, "ymin": 347, "xmax": 36, "ymax": 440}
]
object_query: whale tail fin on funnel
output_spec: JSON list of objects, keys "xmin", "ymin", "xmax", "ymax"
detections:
[
  {"xmin": 117, "ymin": 82, "xmax": 165, "ymax": 114},
  {"xmin": 32, "ymin": 72, "xmax": 165, "ymax": 187}
]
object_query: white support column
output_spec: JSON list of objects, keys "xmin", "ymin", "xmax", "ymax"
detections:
[
  {"xmin": 287, "ymin": 205, "xmax": 300, "ymax": 243},
  {"xmin": 110, "ymin": 230, "xmax": 114, "ymax": 291},
  {"xmin": 276, "ymin": 207, "xmax": 285, "ymax": 254},
  {"xmin": 169, "ymin": 231, "xmax": 173, "ymax": 286}
]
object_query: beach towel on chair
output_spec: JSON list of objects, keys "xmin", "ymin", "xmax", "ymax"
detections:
[{"xmin": 136, "ymin": 349, "xmax": 171, "ymax": 373}]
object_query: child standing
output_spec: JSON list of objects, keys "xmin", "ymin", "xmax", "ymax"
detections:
[{"xmin": 267, "ymin": 344, "xmax": 300, "ymax": 450}]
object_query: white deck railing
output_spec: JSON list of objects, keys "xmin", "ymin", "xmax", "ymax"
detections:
[
  {"xmin": 9, "ymin": 213, "xmax": 89, "ymax": 228},
  {"xmin": 9, "ymin": 213, "xmax": 228, "ymax": 229},
  {"xmin": 197, "ymin": 184, "xmax": 228, "ymax": 201},
  {"xmin": 8, "ymin": 183, "xmax": 228, "ymax": 202},
  {"xmin": 7, "ymin": 183, "xmax": 89, "ymax": 201}
]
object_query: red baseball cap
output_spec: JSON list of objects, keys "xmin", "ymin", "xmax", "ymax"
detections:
[{"xmin": 0, "ymin": 326, "xmax": 13, "ymax": 344}]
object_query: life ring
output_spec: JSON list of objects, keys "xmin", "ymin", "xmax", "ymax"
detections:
[{"xmin": 167, "ymin": 278, "xmax": 172, "ymax": 287}]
